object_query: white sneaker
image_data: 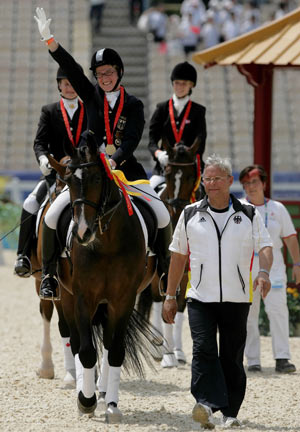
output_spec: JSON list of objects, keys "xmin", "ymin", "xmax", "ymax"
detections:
[
  {"xmin": 160, "ymin": 353, "xmax": 178, "ymax": 368},
  {"xmin": 174, "ymin": 348, "xmax": 187, "ymax": 364},
  {"xmin": 192, "ymin": 402, "xmax": 215, "ymax": 429},
  {"xmin": 223, "ymin": 416, "xmax": 241, "ymax": 427}
]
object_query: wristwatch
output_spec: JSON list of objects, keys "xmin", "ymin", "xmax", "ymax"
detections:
[{"xmin": 165, "ymin": 294, "xmax": 177, "ymax": 300}]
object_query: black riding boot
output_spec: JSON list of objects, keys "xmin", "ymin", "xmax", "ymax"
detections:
[
  {"xmin": 39, "ymin": 222, "xmax": 60, "ymax": 301},
  {"xmin": 154, "ymin": 222, "xmax": 173, "ymax": 291},
  {"xmin": 14, "ymin": 209, "xmax": 36, "ymax": 277}
]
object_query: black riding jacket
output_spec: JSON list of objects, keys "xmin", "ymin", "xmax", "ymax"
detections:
[
  {"xmin": 50, "ymin": 44, "xmax": 147, "ymax": 181},
  {"xmin": 148, "ymin": 99, "xmax": 207, "ymax": 175}
]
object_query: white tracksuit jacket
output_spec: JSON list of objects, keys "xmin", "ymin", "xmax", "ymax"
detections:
[{"xmin": 169, "ymin": 194, "xmax": 272, "ymax": 303}]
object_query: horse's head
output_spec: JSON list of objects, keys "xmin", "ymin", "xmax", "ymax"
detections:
[
  {"xmin": 61, "ymin": 133, "xmax": 112, "ymax": 245},
  {"xmin": 162, "ymin": 137, "xmax": 201, "ymax": 225}
]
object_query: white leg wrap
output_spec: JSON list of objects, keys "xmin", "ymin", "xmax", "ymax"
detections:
[
  {"xmin": 151, "ymin": 301, "xmax": 163, "ymax": 335},
  {"xmin": 162, "ymin": 322, "xmax": 174, "ymax": 352},
  {"xmin": 82, "ymin": 366, "xmax": 96, "ymax": 399},
  {"xmin": 173, "ymin": 312, "xmax": 184, "ymax": 351},
  {"xmin": 97, "ymin": 348, "xmax": 109, "ymax": 392},
  {"xmin": 75, "ymin": 354, "xmax": 83, "ymax": 394},
  {"xmin": 105, "ymin": 366, "xmax": 121, "ymax": 405},
  {"xmin": 61, "ymin": 337, "xmax": 75, "ymax": 371}
]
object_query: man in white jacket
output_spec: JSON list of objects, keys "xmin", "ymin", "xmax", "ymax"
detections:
[{"xmin": 163, "ymin": 154, "xmax": 273, "ymax": 429}]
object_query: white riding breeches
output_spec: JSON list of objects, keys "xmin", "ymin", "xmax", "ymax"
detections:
[
  {"xmin": 129, "ymin": 182, "xmax": 170, "ymax": 229},
  {"xmin": 245, "ymin": 282, "xmax": 291, "ymax": 366},
  {"xmin": 44, "ymin": 185, "xmax": 70, "ymax": 230},
  {"xmin": 44, "ymin": 182, "xmax": 170, "ymax": 230},
  {"xmin": 150, "ymin": 174, "xmax": 165, "ymax": 190},
  {"xmin": 23, "ymin": 180, "xmax": 45, "ymax": 214}
]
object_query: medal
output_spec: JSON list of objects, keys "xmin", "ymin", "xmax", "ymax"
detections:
[{"xmin": 169, "ymin": 99, "xmax": 192, "ymax": 143}]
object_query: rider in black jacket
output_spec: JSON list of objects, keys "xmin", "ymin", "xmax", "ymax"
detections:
[{"xmin": 34, "ymin": 7, "xmax": 172, "ymax": 300}]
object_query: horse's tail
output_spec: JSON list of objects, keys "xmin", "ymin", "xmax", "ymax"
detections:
[{"xmin": 92, "ymin": 307, "xmax": 163, "ymax": 378}]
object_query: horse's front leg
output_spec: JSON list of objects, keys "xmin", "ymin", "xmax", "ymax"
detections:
[
  {"xmin": 101, "ymin": 318, "xmax": 130, "ymax": 424},
  {"xmin": 74, "ymin": 292, "xmax": 97, "ymax": 415}
]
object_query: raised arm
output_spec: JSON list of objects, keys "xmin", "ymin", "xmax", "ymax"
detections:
[{"xmin": 34, "ymin": 7, "xmax": 94, "ymax": 102}]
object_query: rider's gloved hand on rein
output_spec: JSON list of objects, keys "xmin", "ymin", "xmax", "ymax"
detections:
[
  {"xmin": 39, "ymin": 155, "xmax": 52, "ymax": 176},
  {"xmin": 34, "ymin": 7, "xmax": 53, "ymax": 41},
  {"xmin": 156, "ymin": 150, "xmax": 169, "ymax": 167}
]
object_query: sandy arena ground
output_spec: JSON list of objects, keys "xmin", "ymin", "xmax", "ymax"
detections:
[{"xmin": 0, "ymin": 249, "xmax": 300, "ymax": 432}]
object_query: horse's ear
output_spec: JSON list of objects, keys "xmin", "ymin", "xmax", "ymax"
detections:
[
  {"xmin": 86, "ymin": 131, "xmax": 98, "ymax": 156},
  {"xmin": 189, "ymin": 137, "xmax": 201, "ymax": 157},
  {"xmin": 161, "ymin": 136, "xmax": 174, "ymax": 158},
  {"xmin": 48, "ymin": 154, "xmax": 67, "ymax": 178}
]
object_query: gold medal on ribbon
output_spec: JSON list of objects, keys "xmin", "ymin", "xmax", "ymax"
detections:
[{"xmin": 106, "ymin": 143, "xmax": 117, "ymax": 156}]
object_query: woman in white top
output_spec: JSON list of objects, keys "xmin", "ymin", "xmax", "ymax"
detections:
[{"xmin": 239, "ymin": 164, "xmax": 300, "ymax": 373}]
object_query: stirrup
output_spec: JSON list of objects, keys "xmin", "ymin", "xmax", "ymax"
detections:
[
  {"xmin": 39, "ymin": 274, "xmax": 60, "ymax": 301},
  {"xmin": 14, "ymin": 255, "xmax": 32, "ymax": 278}
]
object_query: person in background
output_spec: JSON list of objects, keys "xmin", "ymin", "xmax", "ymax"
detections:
[
  {"xmin": 14, "ymin": 66, "xmax": 87, "ymax": 278},
  {"xmin": 163, "ymin": 154, "xmax": 273, "ymax": 429},
  {"xmin": 148, "ymin": 61, "xmax": 206, "ymax": 190},
  {"xmin": 239, "ymin": 164, "xmax": 300, "ymax": 373},
  {"xmin": 34, "ymin": 7, "xmax": 172, "ymax": 300},
  {"xmin": 89, "ymin": 0, "xmax": 106, "ymax": 34}
]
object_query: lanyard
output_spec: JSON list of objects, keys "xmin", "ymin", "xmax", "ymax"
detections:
[
  {"xmin": 247, "ymin": 197, "xmax": 268, "ymax": 227},
  {"xmin": 104, "ymin": 86, "xmax": 124, "ymax": 145},
  {"xmin": 169, "ymin": 98, "xmax": 192, "ymax": 143},
  {"xmin": 60, "ymin": 99, "xmax": 85, "ymax": 147}
]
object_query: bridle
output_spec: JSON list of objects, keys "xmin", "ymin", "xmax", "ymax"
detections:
[{"xmin": 68, "ymin": 159, "xmax": 122, "ymax": 234}]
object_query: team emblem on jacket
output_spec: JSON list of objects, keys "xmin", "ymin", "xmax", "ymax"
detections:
[
  {"xmin": 117, "ymin": 116, "xmax": 126, "ymax": 130},
  {"xmin": 234, "ymin": 215, "xmax": 242, "ymax": 224}
]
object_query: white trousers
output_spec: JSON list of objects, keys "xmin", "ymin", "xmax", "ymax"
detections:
[{"xmin": 245, "ymin": 283, "xmax": 291, "ymax": 366}]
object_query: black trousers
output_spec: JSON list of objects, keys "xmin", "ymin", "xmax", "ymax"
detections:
[{"xmin": 187, "ymin": 299, "xmax": 250, "ymax": 418}]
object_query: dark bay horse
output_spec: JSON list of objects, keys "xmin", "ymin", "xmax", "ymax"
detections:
[
  {"xmin": 48, "ymin": 135, "xmax": 157, "ymax": 422},
  {"xmin": 138, "ymin": 138, "xmax": 202, "ymax": 367},
  {"xmin": 29, "ymin": 165, "xmax": 76, "ymax": 388}
]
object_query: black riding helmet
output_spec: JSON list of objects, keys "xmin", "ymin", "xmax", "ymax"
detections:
[
  {"xmin": 170, "ymin": 62, "xmax": 197, "ymax": 87},
  {"xmin": 90, "ymin": 48, "xmax": 124, "ymax": 91},
  {"xmin": 56, "ymin": 64, "xmax": 83, "ymax": 91}
]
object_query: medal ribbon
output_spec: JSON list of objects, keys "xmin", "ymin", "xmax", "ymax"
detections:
[
  {"xmin": 104, "ymin": 86, "xmax": 125, "ymax": 145},
  {"xmin": 60, "ymin": 99, "xmax": 85, "ymax": 147},
  {"xmin": 169, "ymin": 98, "xmax": 192, "ymax": 143}
]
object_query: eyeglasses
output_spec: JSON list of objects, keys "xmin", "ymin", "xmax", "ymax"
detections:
[
  {"xmin": 95, "ymin": 69, "xmax": 116, "ymax": 79},
  {"xmin": 242, "ymin": 178, "xmax": 261, "ymax": 187},
  {"xmin": 203, "ymin": 176, "xmax": 229, "ymax": 183}
]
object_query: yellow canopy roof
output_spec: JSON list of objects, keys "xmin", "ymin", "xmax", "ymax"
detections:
[{"xmin": 192, "ymin": 7, "xmax": 300, "ymax": 66}]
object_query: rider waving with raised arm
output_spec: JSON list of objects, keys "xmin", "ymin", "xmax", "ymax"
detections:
[{"xmin": 34, "ymin": 7, "xmax": 172, "ymax": 300}]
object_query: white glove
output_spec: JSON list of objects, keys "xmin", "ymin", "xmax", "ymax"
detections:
[
  {"xmin": 34, "ymin": 7, "xmax": 53, "ymax": 41},
  {"xmin": 39, "ymin": 155, "xmax": 52, "ymax": 176},
  {"xmin": 157, "ymin": 150, "xmax": 169, "ymax": 167}
]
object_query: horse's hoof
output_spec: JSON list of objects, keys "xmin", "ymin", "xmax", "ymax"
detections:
[
  {"xmin": 36, "ymin": 367, "xmax": 55, "ymax": 379},
  {"xmin": 77, "ymin": 391, "xmax": 97, "ymax": 415},
  {"xmin": 62, "ymin": 370, "xmax": 76, "ymax": 389},
  {"xmin": 174, "ymin": 349, "xmax": 187, "ymax": 364},
  {"xmin": 105, "ymin": 403, "xmax": 123, "ymax": 423},
  {"xmin": 95, "ymin": 392, "xmax": 106, "ymax": 413},
  {"xmin": 161, "ymin": 353, "xmax": 178, "ymax": 368}
]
